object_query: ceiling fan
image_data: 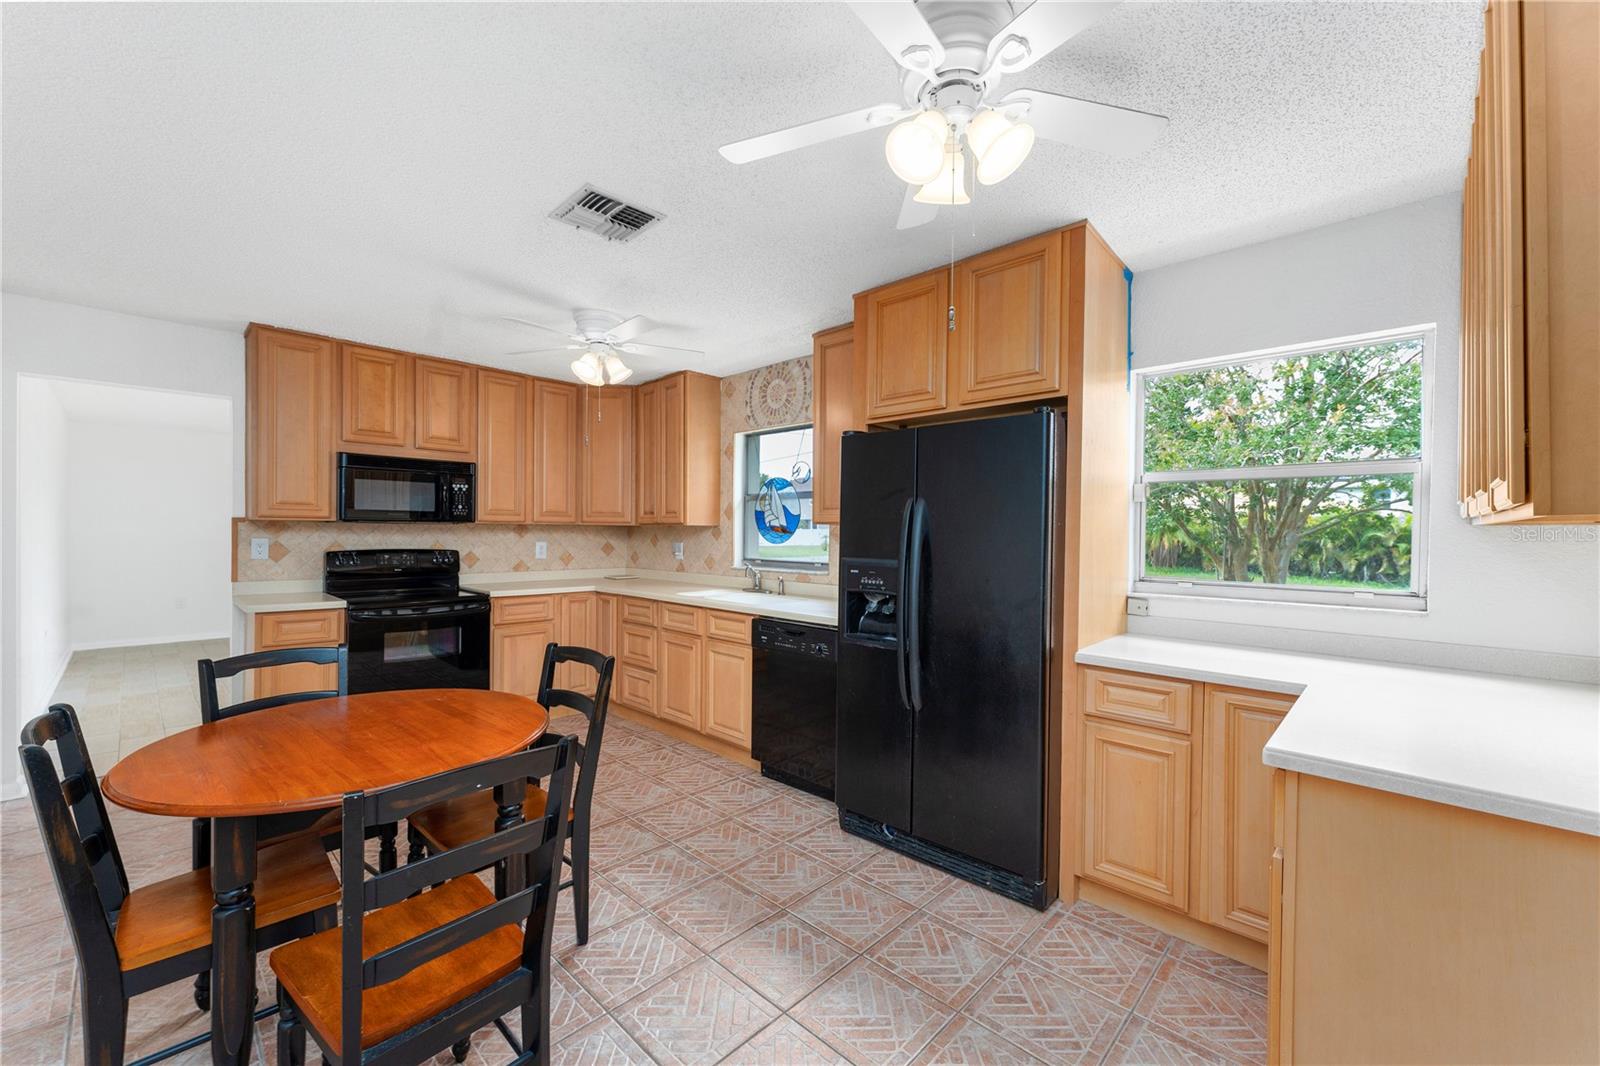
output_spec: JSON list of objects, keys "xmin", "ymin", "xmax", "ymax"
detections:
[
  {"xmin": 501, "ymin": 309, "xmax": 703, "ymax": 386},
  {"xmin": 718, "ymin": 0, "xmax": 1168, "ymax": 229}
]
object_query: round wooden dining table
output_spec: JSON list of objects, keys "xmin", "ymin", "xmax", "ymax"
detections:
[{"xmin": 100, "ymin": 688, "xmax": 549, "ymax": 1066}]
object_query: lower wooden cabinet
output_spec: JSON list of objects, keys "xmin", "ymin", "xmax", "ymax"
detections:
[
  {"xmin": 615, "ymin": 663, "xmax": 659, "ymax": 715},
  {"xmin": 658, "ymin": 631, "xmax": 704, "ymax": 730},
  {"xmin": 703, "ymin": 639, "xmax": 753, "ymax": 747},
  {"xmin": 490, "ymin": 616, "xmax": 557, "ymax": 698},
  {"xmin": 607, "ymin": 597, "xmax": 757, "ymax": 753},
  {"xmin": 1082, "ymin": 719, "xmax": 1192, "ymax": 911},
  {"xmin": 1200, "ymin": 687, "xmax": 1292, "ymax": 941},
  {"xmin": 556, "ymin": 593, "xmax": 597, "ymax": 692},
  {"xmin": 251, "ymin": 609, "xmax": 346, "ymax": 700}
]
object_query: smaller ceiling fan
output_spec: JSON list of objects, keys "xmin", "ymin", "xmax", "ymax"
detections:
[{"xmin": 501, "ymin": 309, "xmax": 703, "ymax": 386}]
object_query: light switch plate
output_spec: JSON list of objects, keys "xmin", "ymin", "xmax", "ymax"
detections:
[
  {"xmin": 250, "ymin": 537, "xmax": 270, "ymax": 561},
  {"xmin": 535, "ymin": 541, "xmax": 548, "ymax": 560},
  {"xmin": 672, "ymin": 541, "xmax": 684, "ymax": 560}
]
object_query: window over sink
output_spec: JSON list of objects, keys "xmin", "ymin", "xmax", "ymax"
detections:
[
  {"xmin": 735, "ymin": 425, "xmax": 829, "ymax": 572},
  {"xmin": 1134, "ymin": 327, "xmax": 1430, "ymax": 608}
]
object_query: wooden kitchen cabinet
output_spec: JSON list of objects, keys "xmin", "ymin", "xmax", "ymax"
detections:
[
  {"xmin": 581, "ymin": 387, "xmax": 636, "ymax": 524},
  {"xmin": 413, "ymin": 357, "xmax": 476, "ymax": 457},
  {"xmin": 953, "ymin": 231, "xmax": 1064, "ymax": 407},
  {"xmin": 556, "ymin": 593, "xmax": 596, "ymax": 692},
  {"xmin": 475, "ymin": 369, "xmax": 531, "ymax": 523},
  {"xmin": 251, "ymin": 608, "xmax": 345, "ymax": 701},
  {"xmin": 532, "ymin": 378, "xmax": 580, "ymax": 524},
  {"xmin": 658, "ymin": 629, "xmax": 704, "ymax": 730},
  {"xmin": 811, "ymin": 321, "xmax": 859, "ymax": 525},
  {"xmin": 862, "ymin": 269, "xmax": 949, "ymax": 421},
  {"xmin": 490, "ymin": 595, "xmax": 558, "ymax": 698},
  {"xmin": 634, "ymin": 379, "xmax": 663, "ymax": 523},
  {"xmin": 594, "ymin": 594, "xmax": 618, "ymax": 660},
  {"xmin": 247, "ymin": 326, "xmax": 338, "ymax": 520},
  {"xmin": 1199, "ymin": 687, "xmax": 1292, "ymax": 942},
  {"xmin": 1458, "ymin": 0, "xmax": 1599, "ymax": 524},
  {"xmin": 339, "ymin": 344, "xmax": 412, "ymax": 450},
  {"xmin": 703, "ymin": 638, "xmax": 753, "ymax": 748},
  {"xmin": 1082, "ymin": 718, "xmax": 1192, "ymax": 912},
  {"xmin": 636, "ymin": 372, "xmax": 719, "ymax": 526}
]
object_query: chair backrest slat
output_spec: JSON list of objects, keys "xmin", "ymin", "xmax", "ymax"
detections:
[
  {"xmin": 198, "ymin": 646, "xmax": 348, "ymax": 723},
  {"xmin": 535, "ymin": 644, "xmax": 614, "ymax": 843},
  {"xmin": 363, "ymin": 884, "xmax": 541, "ymax": 989},
  {"xmin": 366, "ymin": 746, "xmax": 559, "ymax": 826},
  {"xmin": 363, "ymin": 816, "xmax": 554, "ymax": 911}
]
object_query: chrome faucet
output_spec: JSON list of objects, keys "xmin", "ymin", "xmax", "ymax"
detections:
[{"xmin": 743, "ymin": 563, "xmax": 764, "ymax": 593}]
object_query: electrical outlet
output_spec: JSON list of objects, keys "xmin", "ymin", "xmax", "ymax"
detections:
[
  {"xmin": 535, "ymin": 541, "xmax": 548, "ymax": 560},
  {"xmin": 1127, "ymin": 596, "xmax": 1150, "ymax": 617},
  {"xmin": 250, "ymin": 538, "xmax": 270, "ymax": 561},
  {"xmin": 672, "ymin": 541, "xmax": 684, "ymax": 560}
]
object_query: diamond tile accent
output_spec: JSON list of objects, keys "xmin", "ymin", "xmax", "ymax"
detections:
[
  {"xmin": 1104, "ymin": 1015, "xmax": 1233, "ymax": 1066},
  {"xmin": 866, "ymin": 913, "xmax": 1011, "ymax": 1009},
  {"xmin": 792, "ymin": 959, "xmax": 954, "ymax": 1065},
  {"xmin": 586, "ymin": 819, "xmax": 669, "ymax": 869},
  {"xmin": 602, "ymin": 541, "xmax": 615, "ymax": 556},
  {"xmin": 912, "ymin": 1015, "xmax": 1045, "ymax": 1065},
  {"xmin": 678, "ymin": 821, "xmax": 781, "ymax": 871},
  {"xmin": 606, "ymin": 844, "xmax": 719, "ymax": 906},
  {"xmin": 1016, "ymin": 910, "xmax": 1163, "ymax": 1009},
  {"xmin": 855, "ymin": 850, "xmax": 959, "ymax": 907},
  {"xmin": 789, "ymin": 874, "xmax": 917, "ymax": 952},
  {"xmin": 632, "ymin": 794, "xmax": 725, "ymax": 839},
  {"xmin": 267, "ymin": 540, "xmax": 289, "ymax": 562},
  {"xmin": 1069, "ymin": 899, "xmax": 1174, "ymax": 954},
  {"xmin": 722, "ymin": 1017, "xmax": 850, "ymax": 1065},
  {"xmin": 611, "ymin": 958, "xmax": 780, "ymax": 1066},
  {"xmin": 711, "ymin": 913, "xmax": 855, "ymax": 1009},
  {"xmin": 789, "ymin": 819, "xmax": 885, "ymax": 870},
  {"xmin": 1135, "ymin": 955, "xmax": 1268, "ymax": 1062},
  {"xmin": 727, "ymin": 843, "xmax": 844, "ymax": 907},
  {"xmin": 741, "ymin": 794, "xmax": 834, "ymax": 840},
  {"xmin": 552, "ymin": 1016, "xmax": 656, "ymax": 1066},
  {"xmin": 462, "ymin": 551, "xmax": 479, "ymax": 568},
  {"xmin": 651, "ymin": 875, "xmax": 779, "ymax": 952},
  {"xmin": 560, "ymin": 550, "xmax": 575, "ymax": 566},
  {"xmin": 1169, "ymin": 940, "xmax": 1269, "ymax": 997},
  {"xmin": 922, "ymin": 881, "xmax": 1052, "ymax": 951},
  {"xmin": 559, "ymin": 914, "xmax": 701, "ymax": 1009},
  {"xmin": 962, "ymin": 958, "xmax": 1125, "ymax": 1064}
]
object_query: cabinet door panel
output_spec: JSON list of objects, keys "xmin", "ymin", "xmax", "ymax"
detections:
[
  {"xmin": 248, "ymin": 328, "xmax": 337, "ymax": 519},
  {"xmin": 340, "ymin": 345, "xmax": 412, "ymax": 449},
  {"xmin": 532, "ymin": 379, "xmax": 580, "ymax": 524},
  {"xmin": 954, "ymin": 232, "xmax": 1063, "ymax": 405},
  {"xmin": 619, "ymin": 625, "xmax": 659, "ymax": 670},
  {"xmin": 581, "ymin": 387, "xmax": 636, "ymax": 524},
  {"xmin": 660, "ymin": 375, "xmax": 687, "ymax": 523},
  {"xmin": 252, "ymin": 609, "xmax": 345, "ymax": 701},
  {"xmin": 476, "ymin": 370, "xmax": 530, "ymax": 522},
  {"xmin": 492, "ymin": 620, "xmax": 558, "ymax": 698},
  {"xmin": 615, "ymin": 664, "xmax": 658, "ymax": 715},
  {"xmin": 864, "ymin": 271, "xmax": 949, "ymax": 421},
  {"xmin": 812, "ymin": 323, "xmax": 858, "ymax": 524},
  {"xmin": 658, "ymin": 631, "xmax": 703, "ymax": 730},
  {"xmin": 703, "ymin": 639, "xmax": 753, "ymax": 749},
  {"xmin": 1082, "ymin": 720, "xmax": 1191, "ymax": 910},
  {"xmin": 594, "ymin": 595, "xmax": 619, "ymax": 660},
  {"xmin": 635, "ymin": 381, "xmax": 662, "ymax": 523},
  {"xmin": 1201, "ymin": 687, "xmax": 1292, "ymax": 942},
  {"xmin": 557, "ymin": 592, "xmax": 597, "ymax": 692},
  {"xmin": 414, "ymin": 358, "xmax": 476, "ymax": 456}
]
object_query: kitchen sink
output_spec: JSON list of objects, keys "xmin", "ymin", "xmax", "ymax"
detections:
[{"xmin": 681, "ymin": 588, "xmax": 783, "ymax": 609}]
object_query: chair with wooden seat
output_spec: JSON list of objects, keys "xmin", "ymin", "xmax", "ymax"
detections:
[
  {"xmin": 18, "ymin": 703, "xmax": 340, "ymax": 1066},
  {"xmin": 270, "ymin": 734, "xmax": 577, "ymax": 1066},
  {"xmin": 407, "ymin": 643, "xmax": 614, "ymax": 944}
]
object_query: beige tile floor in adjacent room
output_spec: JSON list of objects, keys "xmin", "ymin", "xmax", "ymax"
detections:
[{"xmin": 1, "ymin": 641, "xmax": 1267, "ymax": 1065}]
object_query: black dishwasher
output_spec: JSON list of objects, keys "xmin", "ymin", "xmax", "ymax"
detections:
[{"xmin": 751, "ymin": 618, "xmax": 838, "ymax": 801}]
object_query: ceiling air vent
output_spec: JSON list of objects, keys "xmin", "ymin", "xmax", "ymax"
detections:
[{"xmin": 548, "ymin": 185, "xmax": 665, "ymax": 242}]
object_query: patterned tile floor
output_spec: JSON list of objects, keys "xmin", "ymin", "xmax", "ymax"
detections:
[{"xmin": 0, "ymin": 642, "xmax": 1268, "ymax": 1065}]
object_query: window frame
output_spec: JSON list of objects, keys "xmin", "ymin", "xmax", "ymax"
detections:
[
  {"xmin": 734, "ymin": 422, "xmax": 829, "ymax": 573},
  {"xmin": 1130, "ymin": 324, "xmax": 1434, "ymax": 610}
]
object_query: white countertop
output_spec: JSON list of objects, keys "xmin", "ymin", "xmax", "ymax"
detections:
[
  {"xmin": 231, "ymin": 589, "xmax": 347, "ymax": 615},
  {"xmin": 1077, "ymin": 634, "xmax": 1600, "ymax": 837}
]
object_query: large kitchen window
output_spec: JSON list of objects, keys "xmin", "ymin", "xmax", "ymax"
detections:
[
  {"xmin": 1134, "ymin": 327, "xmax": 1429, "ymax": 608},
  {"xmin": 736, "ymin": 425, "xmax": 829, "ymax": 571}
]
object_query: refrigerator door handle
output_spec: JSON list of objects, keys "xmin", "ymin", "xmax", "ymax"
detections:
[
  {"xmin": 905, "ymin": 496, "xmax": 928, "ymax": 712},
  {"xmin": 895, "ymin": 498, "xmax": 914, "ymax": 710}
]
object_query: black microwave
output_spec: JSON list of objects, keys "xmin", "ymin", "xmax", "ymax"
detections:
[{"xmin": 337, "ymin": 453, "xmax": 475, "ymax": 523}]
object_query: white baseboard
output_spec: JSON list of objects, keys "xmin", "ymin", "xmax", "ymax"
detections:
[{"xmin": 70, "ymin": 631, "xmax": 230, "ymax": 652}]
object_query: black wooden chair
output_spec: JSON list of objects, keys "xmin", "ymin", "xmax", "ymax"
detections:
[
  {"xmin": 18, "ymin": 704, "xmax": 340, "ymax": 1066},
  {"xmin": 270, "ymin": 734, "xmax": 577, "ymax": 1066},
  {"xmin": 407, "ymin": 644, "xmax": 614, "ymax": 944}
]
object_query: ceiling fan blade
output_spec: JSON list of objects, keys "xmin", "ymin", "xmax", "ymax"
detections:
[
  {"xmin": 896, "ymin": 187, "xmax": 939, "ymax": 230},
  {"xmin": 1001, "ymin": 88, "xmax": 1168, "ymax": 157},
  {"xmin": 848, "ymin": 1, "xmax": 946, "ymax": 79},
  {"xmin": 719, "ymin": 103, "xmax": 909, "ymax": 164},
  {"xmin": 507, "ymin": 346, "xmax": 585, "ymax": 357},
  {"xmin": 618, "ymin": 341, "xmax": 705, "ymax": 359},
  {"xmin": 607, "ymin": 315, "xmax": 655, "ymax": 344},
  {"xmin": 500, "ymin": 315, "xmax": 575, "ymax": 338},
  {"xmin": 985, "ymin": 1, "xmax": 1122, "ymax": 76}
]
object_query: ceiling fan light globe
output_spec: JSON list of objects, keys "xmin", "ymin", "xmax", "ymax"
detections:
[
  {"xmin": 964, "ymin": 107, "xmax": 1010, "ymax": 160},
  {"xmin": 975, "ymin": 121, "xmax": 1035, "ymax": 185},
  {"xmin": 884, "ymin": 109, "xmax": 947, "ymax": 185},
  {"xmin": 571, "ymin": 352, "xmax": 605, "ymax": 387},
  {"xmin": 602, "ymin": 353, "xmax": 633, "ymax": 385},
  {"xmin": 912, "ymin": 142, "xmax": 971, "ymax": 205}
]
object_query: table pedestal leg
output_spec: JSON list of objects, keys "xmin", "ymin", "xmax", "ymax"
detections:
[{"xmin": 210, "ymin": 817, "xmax": 257, "ymax": 1066}]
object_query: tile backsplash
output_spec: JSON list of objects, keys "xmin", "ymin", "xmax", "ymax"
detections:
[{"xmin": 235, "ymin": 354, "xmax": 838, "ymax": 585}]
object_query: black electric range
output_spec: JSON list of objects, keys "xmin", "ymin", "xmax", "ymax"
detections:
[{"xmin": 325, "ymin": 549, "xmax": 490, "ymax": 694}]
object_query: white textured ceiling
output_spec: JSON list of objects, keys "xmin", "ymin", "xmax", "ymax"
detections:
[{"xmin": 2, "ymin": 2, "xmax": 1481, "ymax": 381}]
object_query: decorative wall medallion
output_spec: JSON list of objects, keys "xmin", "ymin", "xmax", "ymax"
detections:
[{"xmin": 745, "ymin": 359, "xmax": 811, "ymax": 428}]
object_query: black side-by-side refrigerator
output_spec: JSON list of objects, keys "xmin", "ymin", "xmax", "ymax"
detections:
[{"xmin": 836, "ymin": 409, "xmax": 1062, "ymax": 909}]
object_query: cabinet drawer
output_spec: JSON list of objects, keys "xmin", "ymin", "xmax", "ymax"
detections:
[
  {"xmin": 620, "ymin": 598, "xmax": 657, "ymax": 627},
  {"xmin": 492, "ymin": 596, "xmax": 556, "ymax": 625},
  {"xmin": 618, "ymin": 624, "xmax": 659, "ymax": 670},
  {"xmin": 615, "ymin": 664, "xmax": 658, "ymax": 715},
  {"xmin": 705, "ymin": 611, "xmax": 751, "ymax": 644},
  {"xmin": 256, "ymin": 609, "xmax": 344, "ymax": 649},
  {"xmin": 659, "ymin": 603, "xmax": 703, "ymax": 635},
  {"xmin": 1083, "ymin": 667, "xmax": 1193, "ymax": 733}
]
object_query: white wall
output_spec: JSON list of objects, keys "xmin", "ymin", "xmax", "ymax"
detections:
[
  {"xmin": 15, "ymin": 379, "xmax": 71, "ymax": 721},
  {"xmin": 1129, "ymin": 194, "xmax": 1600, "ymax": 678},
  {"xmin": 64, "ymin": 416, "xmax": 233, "ymax": 649},
  {"xmin": 1, "ymin": 292, "xmax": 245, "ymax": 797}
]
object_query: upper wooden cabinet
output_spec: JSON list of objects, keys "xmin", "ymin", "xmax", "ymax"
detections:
[
  {"xmin": 636, "ymin": 371, "xmax": 719, "ymax": 526},
  {"xmin": 414, "ymin": 358, "xmax": 476, "ymax": 456},
  {"xmin": 1459, "ymin": 0, "xmax": 1599, "ymax": 524},
  {"xmin": 953, "ymin": 231, "xmax": 1064, "ymax": 407},
  {"xmin": 811, "ymin": 321, "xmax": 859, "ymax": 525},
  {"xmin": 863, "ymin": 269, "xmax": 949, "ymax": 421},
  {"xmin": 340, "ymin": 345, "xmax": 412, "ymax": 449},
  {"xmin": 531, "ymin": 378, "xmax": 580, "ymax": 524},
  {"xmin": 475, "ymin": 369, "xmax": 530, "ymax": 523},
  {"xmin": 247, "ymin": 326, "xmax": 338, "ymax": 520},
  {"xmin": 581, "ymin": 387, "xmax": 636, "ymax": 525}
]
